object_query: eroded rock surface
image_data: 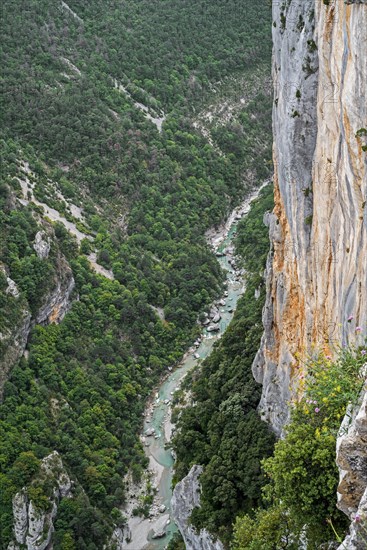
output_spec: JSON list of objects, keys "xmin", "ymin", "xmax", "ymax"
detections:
[
  {"xmin": 254, "ymin": 2, "xmax": 367, "ymax": 544},
  {"xmin": 35, "ymin": 256, "xmax": 75, "ymax": 325},
  {"xmin": 1, "ymin": 210, "xmax": 75, "ymax": 395},
  {"xmin": 254, "ymin": 0, "xmax": 367, "ymax": 436},
  {"xmin": 0, "ymin": 267, "xmax": 31, "ymax": 400},
  {"xmin": 171, "ymin": 465, "xmax": 224, "ymax": 550},
  {"xmin": 33, "ymin": 231, "xmax": 51, "ymax": 259},
  {"xmin": 8, "ymin": 451, "xmax": 72, "ymax": 550},
  {"xmin": 337, "ymin": 384, "xmax": 367, "ymax": 548}
]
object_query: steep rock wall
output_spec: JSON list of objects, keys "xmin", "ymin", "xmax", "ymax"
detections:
[
  {"xmin": 254, "ymin": 0, "xmax": 367, "ymax": 434},
  {"xmin": 336, "ymin": 379, "xmax": 367, "ymax": 548},
  {"xmin": 254, "ymin": 0, "xmax": 367, "ymax": 544},
  {"xmin": 1, "ymin": 223, "xmax": 75, "ymax": 399},
  {"xmin": 34, "ymin": 256, "xmax": 75, "ymax": 326},
  {"xmin": 8, "ymin": 451, "xmax": 72, "ymax": 550},
  {"xmin": 171, "ymin": 465, "xmax": 224, "ymax": 550},
  {"xmin": 0, "ymin": 269, "xmax": 31, "ymax": 400}
]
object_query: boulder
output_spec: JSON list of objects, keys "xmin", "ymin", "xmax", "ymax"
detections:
[{"xmin": 151, "ymin": 513, "xmax": 170, "ymax": 539}]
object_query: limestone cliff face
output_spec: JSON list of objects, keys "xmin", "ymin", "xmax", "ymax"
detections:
[
  {"xmin": 8, "ymin": 451, "xmax": 72, "ymax": 550},
  {"xmin": 0, "ymin": 224, "xmax": 75, "ymax": 399},
  {"xmin": 171, "ymin": 466, "xmax": 224, "ymax": 550},
  {"xmin": 254, "ymin": 0, "xmax": 367, "ymax": 434},
  {"xmin": 35, "ymin": 255, "xmax": 75, "ymax": 326},
  {"xmin": 254, "ymin": 0, "xmax": 367, "ymax": 543},
  {"xmin": 336, "ymin": 379, "xmax": 367, "ymax": 548},
  {"xmin": 0, "ymin": 268, "xmax": 31, "ymax": 399}
]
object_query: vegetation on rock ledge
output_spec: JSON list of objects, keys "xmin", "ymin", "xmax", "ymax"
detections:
[{"xmin": 232, "ymin": 345, "xmax": 367, "ymax": 549}]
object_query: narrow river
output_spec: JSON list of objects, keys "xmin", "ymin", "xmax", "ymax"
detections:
[{"xmin": 122, "ymin": 183, "xmax": 268, "ymax": 550}]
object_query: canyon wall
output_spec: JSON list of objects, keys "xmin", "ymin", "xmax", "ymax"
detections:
[
  {"xmin": 171, "ymin": 466, "xmax": 224, "ymax": 550},
  {"xmin": 254, "ymin": 0, "xmax": 367, "ymax": 542},
  {"xmin": 0, "ymin": 225, "xmax": 75, "ymax": 400},
  {"xmin": 336, "ymin": 380, "xmax": 367, "ymax": 548},
  {"xmin": 7, "ymin": 452, "xmax": 72, "ymax": 550},
  {"xmin": 173, "ymin": 2, "xmax": 366, "ymax": 546},
  {"xmin": 253, "ymin": 0, "xmax": 367, "ymax": 434}
]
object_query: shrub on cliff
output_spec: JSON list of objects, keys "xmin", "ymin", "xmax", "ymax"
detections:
[{"xmin": 232, "ymin": 345, "xmax": 367, "ymax": 548}]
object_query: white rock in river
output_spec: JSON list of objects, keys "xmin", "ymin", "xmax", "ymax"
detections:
[
  {"xmin": 209, "ymin": 306, "xmax": 219, "ymax": 319},
  {"xmin": 151, "ymin": 513, "xmax": 170, "ymax": 539}
]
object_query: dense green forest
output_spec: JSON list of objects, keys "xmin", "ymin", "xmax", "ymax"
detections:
[
  {"xmin": 0, "ymin": 0, "xmax": 273, "ymax": 547},
  {"xmin": 171, "ymin": 185, "xmax": 276, "ymax": 546}
]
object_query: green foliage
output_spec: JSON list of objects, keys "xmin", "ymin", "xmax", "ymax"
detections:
[
  {"xmin": 231, "ymin": 504, "xmax": 291, "ymax": 550},
  {"xmin": 235, "ymin": 186, "xmax": 274, "ymax": 276},
  {"xmin": 0, "ymin": 1, "xmax": 273, "ymax": 547},
  {"xmin": 307, "ymin": 39, "xmax": 317, "ymax": 53},
  {"xmin": 167, "ymin": 532, "xmax": 186, "ymax": 550},
  {"xmin": 232, "ymin": 347, "xmax": 367, "ymax": 548},
  {"xmin": 27, "ymin": 486, "xmax": 51, "ymax": 513},
  {"xmin": 0, "ymin": 169, "xmax": 56, "ymax": 315},
  {"xmin": 211, "ymin": 91, "xmax": 272, "ymax": 183},
  {"xmin": 356, "ymin": 128, "xmax": 367, "ymax": 152},
  {"xmin": 172, "ymin": 186, "xmax": 275, "ymax": 545},
  {"xmin": 2, "ymin": 0, "xmax": 271, "ymax": 117},
  {"xmin": 9, "ymin": 451, "xmax": 41, "ymax": 489}
]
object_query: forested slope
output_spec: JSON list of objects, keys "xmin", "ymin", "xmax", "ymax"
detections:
[
  {"xmin": 0, "ymin": 1, "xmax": 273, "ymax": 548},
  {"xmin": 171, "ymin": 185, "xmax": 276, "ymax": 547}
]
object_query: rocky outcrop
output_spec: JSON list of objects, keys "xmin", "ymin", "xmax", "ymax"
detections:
[
  {"xmin": 35, "ymin": 256, "xmax": 75, "ymax": 325},
  {"xmin": 0, "ymin": 268, "xmax": 31, "ymax": 400},
  {"xmin": 8, "ymin": 451, "xmax": 72, "ymax": 550},
  {"xmin": 1, "ymin": 247, "xmax": 74, "ymax": 398},
  {"xmin": 254, "ymin": 0, "xmax": 367, "ymax": 435},
  {"xmin": 253, "ymin": 1, "xmax": 367, "ymax": 545},
  {"xmin": 336, "ymin": 381, "xmax": 367, "ymax": 548},
  {"xmin": 171, "ymin": 465, "xmax": 224, "ymax": 550},
  {"xmin": 33, "ymin": 231, "xmax": 51, "ymax": 260},
  {"xmin": 337, "ymin": 486, "xmax": 367, "ymax": 550}
]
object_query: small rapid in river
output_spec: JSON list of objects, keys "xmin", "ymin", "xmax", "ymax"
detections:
[{"xmin": 122, "ymin": 183, "xmax": 268, "ymax": 549}]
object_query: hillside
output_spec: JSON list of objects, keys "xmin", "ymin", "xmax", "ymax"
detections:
[{"xmin": 0, "ymin": 1, "xmax": 273, "ymax": 548}]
